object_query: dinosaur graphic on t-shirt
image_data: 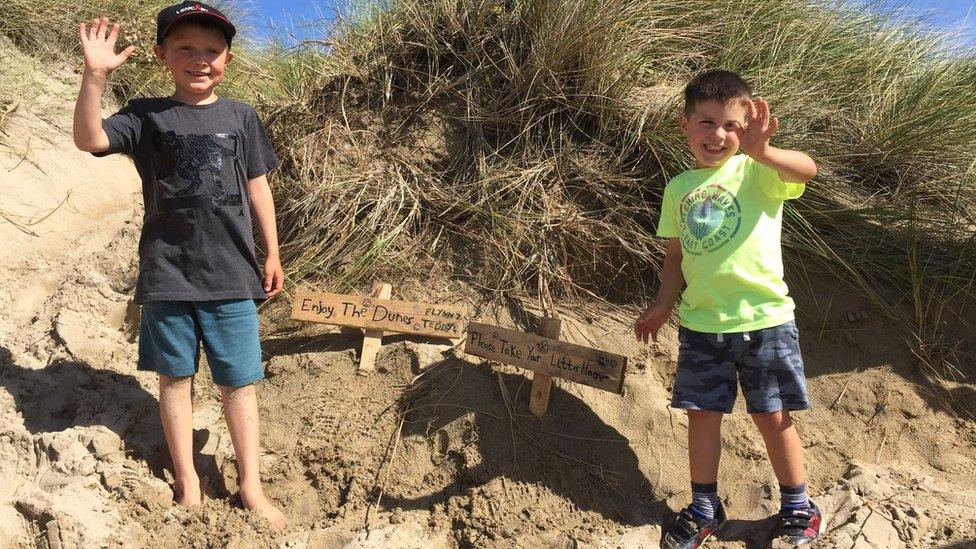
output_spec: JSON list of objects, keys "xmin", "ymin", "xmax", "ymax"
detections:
[{"xmin": 155, "ymin": 131, "xmax": 238, "ymax": 197}]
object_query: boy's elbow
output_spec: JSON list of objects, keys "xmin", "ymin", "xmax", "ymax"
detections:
[
  {"xmin": 801, "ymin": 157, "xmax": 818, "ymax": 183},
  {"xmin": 73, "ymin": 137, "xmax": 93, "ymax": 152},
  {"xmin": 72, "ymin": 131, "xmax": 92, "ymax": 152},
  {"xmin": 799, "ymin": 169, "xmax": 816, "ymax": 185},
  {"xmin": 72, "ymin": 125, "xmax": 110, "ymax": 153},
  {"xmin": 74, "ymin": 136, "xmax": 109, "ymax": 153}
]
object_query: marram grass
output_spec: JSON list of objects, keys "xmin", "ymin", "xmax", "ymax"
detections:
[
  {"xmin": 266, "ymin": 0, "xmax": 976, "ymax": 381},
  {"xmin": 1, "ymin": 0, "xmax": 972, "ymax": 383}
]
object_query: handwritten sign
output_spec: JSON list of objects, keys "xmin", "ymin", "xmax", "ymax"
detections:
[
  {"xmin": 291, "ymin": 290, "xmax": 467, "ymax": 339},
  {"xmin": 464, "ymin": 322, "xmax": 626, "ymax": 394}
]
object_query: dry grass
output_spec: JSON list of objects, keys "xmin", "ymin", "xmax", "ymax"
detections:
[
  {"xmin": 265, "ymin": 0, "xmax": 976, "ymax": 380},
  {"xmin": 2, "ymin": 0, "xmax": 972, "ymax": 381}
]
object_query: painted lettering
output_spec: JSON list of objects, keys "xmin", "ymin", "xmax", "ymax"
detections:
[
  {"xmin": 300, "ymin": 299, "xmax": 335, "ymax": 318},
  {"xmin": 469, "ymin": 331, "xmax": 496, "ymax": 353},
  {"xmin": 500, "ymin": 339, "xmax": 522, "ymax": 359},
  {"xmin": 550, "ymin": 354, "xmax": 581, "ymax": 373}
]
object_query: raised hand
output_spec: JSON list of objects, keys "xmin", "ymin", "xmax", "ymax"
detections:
[
  {"xmin": 79, "ymin": 18, "xmax": 136, "ymax": 76},
  {"xmin": 735, "ymin": 97, "xmax": 779, "ymax": 160}
]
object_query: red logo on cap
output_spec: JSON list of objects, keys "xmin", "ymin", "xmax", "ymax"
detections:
[{"xmin": 176, "ymin": 3, "xmax": 208, "ymax": 14}]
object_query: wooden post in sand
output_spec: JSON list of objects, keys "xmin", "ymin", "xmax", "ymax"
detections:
[
  {"xmin": 358, "ymin": 282, "xmax": 392, "ymax": 375},
  {"xmin": 529, "ymin": 318, "xmax": 561, "ymax": 417}
]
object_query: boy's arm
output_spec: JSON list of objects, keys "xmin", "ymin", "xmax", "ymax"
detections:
[
  {"xmin": 74, "ymin": 70, "xmax": 111, "ymax": 152},
  {"xmin": 73, "ymin": 18, "xmax": 135, "ymax": 152},
  {"xmin": 634, "ymin": 238, "xmax": 684, "ymax": 343},
  {"xmin": 736, "ymin": 98, "xmax": 817, "ymax": 184},
  {"xmin": 248, "ymin": 175, "xmax": 284, "ymax": 298},
  {"xmin": 752, "ymin": 145, "xmax": 817, "ymax": 185}
]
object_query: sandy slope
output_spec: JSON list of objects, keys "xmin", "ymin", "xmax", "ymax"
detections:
[
  {"xmin": 0, "ymin": 40, "xmax": 148, "ymax": 547},
  {"xmin": 0, "ymin": 40, "xmax": 974, "ymax": 548}
]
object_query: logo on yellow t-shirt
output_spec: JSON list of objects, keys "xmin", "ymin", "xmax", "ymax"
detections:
[{"xmin": 679, "ymin": 184, "xmax": 742, "ymax": 255}]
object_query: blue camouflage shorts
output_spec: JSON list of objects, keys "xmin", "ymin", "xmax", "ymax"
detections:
[{"xmin": 671, "ymin": 320, "xmax": 811, "ymax": 414}]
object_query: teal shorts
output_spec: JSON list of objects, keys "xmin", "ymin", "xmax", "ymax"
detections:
[{"xmin": 138, "ymin": 299, "xmax": 264, "ymax": 387}]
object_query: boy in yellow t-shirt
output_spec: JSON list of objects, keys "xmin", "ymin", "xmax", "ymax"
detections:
[{"xmin": 634, "ymin": 70, "xmax": 820, "ymax": 549}]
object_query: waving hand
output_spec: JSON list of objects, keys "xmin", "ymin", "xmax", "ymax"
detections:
[
  {"xmin": 735, "ymin": 97, "xmax": 779, "ymax": 159},
  {"xmin": 79, "ymin": 18, "xmax": 135, "ymax": 76}
]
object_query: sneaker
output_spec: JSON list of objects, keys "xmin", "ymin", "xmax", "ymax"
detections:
[
  {"xmin": 769, "ymin": 500, "xmax": 822, "ymax": 548},
  {"xmin": 661, "ymin": 504, "xmax": 727, "ymax": 549}
]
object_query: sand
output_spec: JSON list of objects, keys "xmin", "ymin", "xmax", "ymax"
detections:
[{"xmin": 0, "ymin": 40, "xmax": 974, "ymax": 548}]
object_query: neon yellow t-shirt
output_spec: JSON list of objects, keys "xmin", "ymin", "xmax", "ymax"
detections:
[{"xmin": 656, "ymin": 154, "xmax": 805, "ymax": 333}]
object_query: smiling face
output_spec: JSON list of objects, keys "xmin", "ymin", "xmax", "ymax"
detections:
[
  {"xmin": 154, "ymin": 23, "xmax": 233, "ymax": 104},
  {"xmin": 680, "ymin": 98, "xmax": 748, "ymax": 168}
]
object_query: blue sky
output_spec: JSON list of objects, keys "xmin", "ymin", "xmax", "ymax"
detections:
[
  {"xmin": 866, "ymin": 0, "xmax": 976, "ymax": 46},
  {"xmin": 245, "ymin": 0, "xmax": 335, "ymax": 42},
  {"xmin": 250, "ymin": 0, "xmax": 328, "ymax": 21},
  {"xmin": 245, "ymin": 0, "xmax": 976, "ymax": 47}
]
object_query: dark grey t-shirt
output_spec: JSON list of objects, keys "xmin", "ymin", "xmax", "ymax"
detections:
[{"xmin": 97, "ymin": 97, "xmax": 279, "ymax": 303}]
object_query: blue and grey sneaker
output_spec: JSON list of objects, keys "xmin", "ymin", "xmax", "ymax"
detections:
[{"xmin": 662, "ymin": 504, "xmax": 727, "ymax": 549}]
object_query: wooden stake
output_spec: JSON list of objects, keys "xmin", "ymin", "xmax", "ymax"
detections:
[
  {"xmin": 357, "ymin": 282, "xmax": 392, "ymax": 375},
  {"xmin": 529, "ymin": 317, "xmax": 561, "ymax": 418}
]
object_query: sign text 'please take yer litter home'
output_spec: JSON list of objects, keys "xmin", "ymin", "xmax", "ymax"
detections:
[{"xmin": 464, "ymin": 322, "xmax": 626, "ymax": 393}]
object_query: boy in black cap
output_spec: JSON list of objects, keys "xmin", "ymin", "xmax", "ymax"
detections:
[{"xmin": 72, "ymin": 2, "xmax": 287, "ymax": 530}]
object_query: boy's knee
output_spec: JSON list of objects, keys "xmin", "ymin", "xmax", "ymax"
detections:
[
  {"xmin": 750, "ymin": 410, "xmax": 792, "ymax": 431},
  {"xmin": 159, "ymin": 374, "xmax": 193, "ymax": 389},
  {"xmin": 217, "ymin": 382, "xmax": 255, "ymax": 400},
  {"xmin": 687, "ymin": 409, "xmax": 725, "ymax": 424}
]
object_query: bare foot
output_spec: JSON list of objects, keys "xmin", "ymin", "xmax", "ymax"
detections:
[
  {"xmin": 174, "ymin": 476, "xmax": 202, "ymax": 507},
  {"xmin": 240, "ymin": 487, "xmax": 287, "ymax": 531}
]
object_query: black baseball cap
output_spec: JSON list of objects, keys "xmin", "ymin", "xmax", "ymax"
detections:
[{"xmin": 156, "ymin": 1, "xmax": 236, "ymax": 46}]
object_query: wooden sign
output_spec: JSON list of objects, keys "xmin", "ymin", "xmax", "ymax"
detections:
[
  {"xmin": 464, "ymin": 322, "xmax": 627, "ymax": 394},
  {"xmin": 291, "ymin": 290, "xmax": 467, "ymax": 339}
]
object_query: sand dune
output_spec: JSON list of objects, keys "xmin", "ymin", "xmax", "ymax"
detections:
[{"xmin": 0, "ymin": 40, "xmax": 973, "ymax": 548}]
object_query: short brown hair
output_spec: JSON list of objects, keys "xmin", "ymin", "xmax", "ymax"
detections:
[{"xmin": 683, "ymin": 70, "xmax": 752, "ymax": 117}]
